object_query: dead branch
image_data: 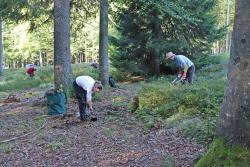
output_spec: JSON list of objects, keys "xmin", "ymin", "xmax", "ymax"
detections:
[{"xmin": 0, "ymin": 120, "xmax": 47, "ymax": 144}]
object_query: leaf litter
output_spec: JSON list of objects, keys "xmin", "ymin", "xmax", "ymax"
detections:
[{"xmin": 0, "ymin": 84, "xmax": 206, "ymax": 167}]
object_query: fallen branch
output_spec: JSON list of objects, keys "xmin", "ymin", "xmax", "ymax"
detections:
[{"xmin": 0, "ymin": 120, "xmax": 47, "ymax": 144}]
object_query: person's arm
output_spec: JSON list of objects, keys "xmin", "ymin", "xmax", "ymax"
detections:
[
  {"xmin": 181, "ymin": 64, "xmax": 189, "ymax": 79},
  {"xmin": 87, "ymin": 101, "xmax": 93, "ymax": 110},
  {"xmin": 86, "ymin": 92, "xmax": 93, "ymax": 110},
  {"xmin": 177, "ymin": 68, "xmax": 183, "ymax": 78},
  {"xmin": 172, "ymin": 68, "xmax": 182, "ymax": 84}
]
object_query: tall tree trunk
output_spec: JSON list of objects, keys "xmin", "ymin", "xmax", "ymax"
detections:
[
  {"xmin": 99, "ymin": 0, "xmax": 109, "ymax": 85},
  {"xmin": 226, "ymin": 0, "xmax": 231, "ymax": 53},
  {"xmin": 0, "ymin": 18, "xmax": 3, "ymax": 76},
  {"xmin": 149, "ymin": 12, "xmax": 161, "ymax": 75},
  {"xmin": 39, "ymin": 51, "xmax": 43, "ymax": 67},
  {"xmin": 54, "ymin": 0, "xmax": 73, "ymax": 91},
  {"xmin": 149, "ymin": 49, "xmax": 160, "ymax": 75},
  {"xmin": 216, "ymin": 0, "xmax": 250, "ymax": 147}
]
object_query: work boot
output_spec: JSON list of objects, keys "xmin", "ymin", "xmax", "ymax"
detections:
[
  {"xmin": 80, "ymin": 114, "xmax": 90, "ymax": 122},
  {"xmin": 90, "ymin": 112, "xmax": 97, "ymax": 121}
]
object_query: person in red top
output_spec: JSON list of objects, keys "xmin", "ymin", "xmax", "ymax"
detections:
[{"xmin": 25, "ymin": 64, "xmax": 36, "ymax": 77}]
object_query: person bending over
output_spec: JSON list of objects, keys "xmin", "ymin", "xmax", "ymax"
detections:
[
  {"xmin": 165, "ymin": 52, "xmax": 195, "ymax": 84},
  {"xmin": 73, "ymin": 76, "xmax": 102, "ymax": 121}
]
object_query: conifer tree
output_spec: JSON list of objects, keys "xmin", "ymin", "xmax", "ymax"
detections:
[{"xmin": 110, "ymin": 0, "xmax": 224, "ymax": 75}]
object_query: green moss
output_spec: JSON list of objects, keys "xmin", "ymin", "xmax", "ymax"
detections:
[{"xmin": 195, "ymin": 139, "xmax": 250, "ymax": 167}]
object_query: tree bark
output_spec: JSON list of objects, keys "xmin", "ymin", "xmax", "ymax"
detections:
[
  {"xmin": 226, "ymin": 0, "xmax": 231, "ymax": 53},
  {"xmin": 149, "ymin": 49, "xmax": 160, "ymax": 75},
  {"xmin": 99, "ymin": 0, "xmax": 109, "ymax": 85},
  {"xmin": 216, "ymin": 0, "xmax": 250, "ymax": 147},
  {"xmin": 0, "ymin": 18, "xmax": 3, "ymax": 75},
  {"xmin": 149, "ymin": 11, "xmax": 161, "ymax": 75},
  {"xmin": 39, "ymin": 51, "xmax": 43, "ymax": 67},
  {"xmin": 54, "ymin": 0, "xmax": 73, "ymax": 91}
]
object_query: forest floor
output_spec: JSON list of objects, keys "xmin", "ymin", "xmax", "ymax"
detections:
[{"xmin": 0, "ymin": 84, "xmax": 206, "ymax": 167}]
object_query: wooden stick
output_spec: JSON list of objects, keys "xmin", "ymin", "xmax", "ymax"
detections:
[{"xmin": 0, "ymin": 121, "xmax": 47, "ymax": 144}]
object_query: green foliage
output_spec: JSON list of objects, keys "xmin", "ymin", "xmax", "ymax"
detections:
[
  {"xmin": 110, "ymin": 0, "xmax": 225, "ymax": 76},
  {"xmin": 104, "ymin": 128, "xmax": 114, "ymax": 137},
  {"xmin": 160, "ymin": 154, "xmax": 176, "ymax": 167},
  {"xmin": 72, "ymin": 63, "xmax": 98, "ymax": 79},
  {"xmin": 173, "ymin": 116, "xmax": 218, "ymax": 142},
  {"xmin": 0, "ymin": 78, "xmax": 42, "ymax": 92},
  {"xmin": 0, "ymin": 0, "xmax": 28, "ymax": 20},
  {"xmin": 0, "ymin": 143, "xmax": 11, "ymax": 154},
  {"xmin": 0, "ymin": 67, "xmax": 51, "ymax": 92},
  {"xmin": 195, "ymin": 139, "xmax": 250, "ymax": 167},
  {"xmin": 34, "ymin": 115, "xmax": 47, "ymax": 125},
  {"xmin": 193, "ymin": 53, "xmax": 229, "ymax": 70},
  {"xmin": 136, "ymin": 80, "xmax": 223, "ymax": 118},
  {"xmin": 0, "ymin": 63, "xmax": 98, "ymax": 93},
  {"xmin": 2, "ymin": 0, "xmax": 100, "ymax": 68},
  {"xmin": 47, "ymin": 141, "xmax": 64, "ymax": 152},
  {"xmin": 36, "ymin": 66, "xmax": 54, "ymax": 82},
  {"xmin": 46, "ymin": 136, "xmax": 68, "ymax": 152},
  {"xmin": 132, "ymin": 62, "xmax": 226, "ymax": 142}
]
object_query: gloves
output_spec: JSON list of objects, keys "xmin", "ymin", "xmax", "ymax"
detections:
[
  {"xmin": 172, "ymin": 72, "xmax": 187, "ymax": 85},
  {"xmin": 181, "ymin": 72, "xmax": 187, "ymax": 80}
]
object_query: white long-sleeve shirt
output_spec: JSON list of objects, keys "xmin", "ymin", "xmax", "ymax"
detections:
[{"xmin": 76, "ymin": 76, "xmax": 95, "ymax": 102}]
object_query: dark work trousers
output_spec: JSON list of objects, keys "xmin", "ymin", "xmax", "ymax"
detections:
[
  {"xmin": 186, "ymin": 65, "xmax": 195, "ymax": 83},
  {"xmin": 73, "ymin": 80, "xmax": 87, "ymax": 119}
]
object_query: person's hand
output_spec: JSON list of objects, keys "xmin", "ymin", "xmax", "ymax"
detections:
[
  {"xmin": 87, "ymin": 101, "xmax": 93, "ymax": 110},
  {"xmin": 181, "ymin": 73, "xmax": 186, "ymax": 80},
  {"xmin": 171, "ymin": 78, "xmax": 179, "ymax": 84},
  {"xmin": 89, "ymin": 106, "xmax": 93, "ymax": 112},
  {"xmin": 177, "ymin": 74, "xmax": 182, "ymax": 78}
]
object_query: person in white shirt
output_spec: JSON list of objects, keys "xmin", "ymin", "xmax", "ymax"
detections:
[
  {"xmin": 166, "ymin": 52, "xmax": 195, "ymax": 84},
  {"xmin": 73, "ymin": 76, "xmax": 102, "ymax": 121}
]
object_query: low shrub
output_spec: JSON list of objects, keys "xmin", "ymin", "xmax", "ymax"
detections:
[
  {"xmin": 192, "ymin": 53, "xmax": 229, "ymax": 70},
  {"xmin": 72, "ymin": 63, "xmax": 98, "ymax": 79},
  {"xmin": 132, "ymin": 62, "xmax": 226, "ymax": 142}
]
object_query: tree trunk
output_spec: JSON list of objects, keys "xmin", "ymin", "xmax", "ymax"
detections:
[
  {"xmin": 99, "ymin": 0, "xmax": 109, "ymax": 85},
  {"xmin": 226, "ymin": 0, "xmax": 231, "ymax": 53},
  {"xmin": 39, "ymin": 51, "xmax": 43, "ymax": 67},
  {"xmin": 149, "ymin": 11, "xmax": 161, "ymax": 75},
  {"xmin": 149, "ymin": 49, "xmax": 160, "ymax": 75},
  {"xmin": 54, "ymin": 0, "xmax": 73, "ymax": 91},
  {"xmin": 216, "ymin": 0, "xmax": 250, "ymax": 147},
  {"xmin": 0, "ymin": 18, "xmax": 3, "ymax": 75}
]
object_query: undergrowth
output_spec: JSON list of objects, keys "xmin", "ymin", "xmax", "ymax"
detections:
[
  {"xmin": 131, "ymin": 54, "xmax": 228, "ymax": 143},
  {"xmin": 0, "ymin": 63, "xmax": 98, "ymax": 93}
]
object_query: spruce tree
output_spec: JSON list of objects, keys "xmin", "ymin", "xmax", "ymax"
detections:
[{"xmin": 110, "ymin": 0, "xmax": 224, "ymax": 75}]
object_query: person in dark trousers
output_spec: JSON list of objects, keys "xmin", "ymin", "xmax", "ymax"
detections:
[
  {"xmin": 73, "ymin": 76, "xmax": 102, "ymax": 121},
  {"xmin": 165, "ymin": 52, "xmax": 195, "ymax": 84},
  {"xmin": 109, "ymin": 76, "xmax": 116, "ymax": 88}
]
